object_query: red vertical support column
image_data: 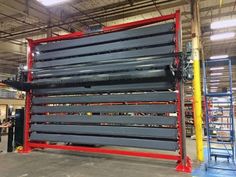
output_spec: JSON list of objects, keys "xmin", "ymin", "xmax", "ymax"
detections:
[
  {"xmin": 175, "ymin": 10, "xmax": 192, "ymax": 173},
  {"xmin": 21, "ymin": 39, "xmax": 34, "ymax": 153}
]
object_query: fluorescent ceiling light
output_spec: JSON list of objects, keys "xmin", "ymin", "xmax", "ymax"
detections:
[
  {"xmin": 210, "ymin": 55, "xmax": 228, "ymax": 59},
  {"xmin": 211, "ymin": 19, "xmax": 236, "ymax": 29},
  {"xmin": 23, "ymin": 65, "xmax": 28, "ymax": 70},
  {"xmin": 210, "ymin": 83, "xmax": 220, "ymax": 85},
  {"xmin": 210, "ymin": 67, "xmax": 224, "ymax": 71},
  {"xmin": 210, "ymin": 73, "xmax": 223, "ymax": 76},
  {"xmin": 210, "ymin": 87, "xmax": 218, "ymax": 89},
  {"xmin": 210, "ymin": 80, "xmax": 220, "ymax": 82},
  {"xmin": 210, "ymin": 32, "xmax": 235, "ymax": 41},
  {"xmin": 37, "ymin": 0, "xmax": 70, "ymax": 6},
  {"xmin": 232, "ymin": 88, "xmax": 236, "ymax": 90}
]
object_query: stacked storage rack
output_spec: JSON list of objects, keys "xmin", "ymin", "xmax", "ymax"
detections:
[{"xmin": 21, "ymin": 11, "xmax": 191, "ymax": 172}]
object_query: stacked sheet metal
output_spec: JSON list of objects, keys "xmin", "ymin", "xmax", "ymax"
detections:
[{"xmin": 30, "ymin": 22, "xmax": 179, "ymax": 151}]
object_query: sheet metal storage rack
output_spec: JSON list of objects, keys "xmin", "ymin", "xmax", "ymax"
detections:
[
  {"xmin": 203, "ymin": 59, "xmax": 236, "ymax": 170},
  {"xmin": 19, "ymin": 11, "xmax": 191, "ymax": 172}
]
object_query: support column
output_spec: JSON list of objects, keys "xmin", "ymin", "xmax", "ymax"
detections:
[
  {"xmin": 19, "ymin": 39, "xmax": 34, "ymax": 153},
  {"xmin": 191, "ymin": 0, "xmax": 204, "ymax": 162},
  {"xmin": 47, "ymin": 12, "xmax": 52, "ymax": 38}
]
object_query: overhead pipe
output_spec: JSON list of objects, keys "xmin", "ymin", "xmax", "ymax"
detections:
[
  {"xmin": 0, "ymin": 0, "xmax": 174, "ymax": 40},
  {"xmin": 0, "ymin": 1, "xmax": 155, "ymax": 39},
  {"xmin": 0, "ymin": 12, "xmax": 60, "ymax": 40},
  {"xmin": 68, "ymin": 0, "xmax": 173, "ymax": 20}
]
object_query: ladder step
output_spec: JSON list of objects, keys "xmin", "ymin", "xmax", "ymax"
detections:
[
  {"xmin": 214, "ymin": 129, "xmax": 232, "ymax": 131},
  {"xmin": 205, "ymin": 93, "xmax": 232, "ymax": 97},
  {"xmin": 205, "ymin": 59, "xmax": 230, "ymax": 63},
  {"xmin": 207, "ymin": 108, "xmax": 231, "ymax": 112},
  {"xmin": 210, "ymin": 135, "xmax": 232, "ymax": 138},
  {"xmin": 208, "ymin": 108, "xmax": 230, "ymax": 111},
  {"xmin": 206, "ymin": 76, "xmax": 230, "ymax": 79},
  {"xmin": 210, "ymin": 102, "xmax": 232, "ymax": 104},
  {"xmin": 210, "ymin": 147, "xmax": 233, "ymax": 151},
  {"xmin": 209, "ymin": 141, "xmax": 233, "ymax": 145},
  {"xmin": 208, "ymin": 116, "xmax": 232, "ymax": 118},
  {"xmin": 210, "ymin": 152, "xmax": 233, "ymax": 158},
  {"xmin": 208, "ymin": 122, "xmax": 232, "ymax": 125}
]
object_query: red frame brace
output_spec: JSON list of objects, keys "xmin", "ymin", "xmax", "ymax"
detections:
[{"xmin": 21, "ymin": 10, "xmax": 191, "ymax": 173}]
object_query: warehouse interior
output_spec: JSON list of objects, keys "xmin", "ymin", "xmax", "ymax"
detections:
[{"xmin": 0, "ymin": 0, "xmax": 236, "ymax": 177}]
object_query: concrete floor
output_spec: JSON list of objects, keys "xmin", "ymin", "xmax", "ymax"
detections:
[{"xmin": 0, "ymin": 136, "xmax": 198, "ymax": 177}]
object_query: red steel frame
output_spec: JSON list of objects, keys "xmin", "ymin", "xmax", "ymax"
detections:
[{"xmin": 21, "ymin": 10, "xmax": 191, "ymax": 173}]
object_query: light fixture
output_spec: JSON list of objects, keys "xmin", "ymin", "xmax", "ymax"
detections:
[
  {"xmin": 210, "ymin": 83, "xmax": 220, "ymax": 85},
  {"xmin": 210, "ymin": 32, "xmax": 235, "ymax": 41},
  {"xmin": 232, "ymin": 88, "xmax": 236, "ymax": 91},
  {"xmin": 210, "ymin": 55, "xmax": 228, "ymax": 59},
  {"xmin": 210, "ymin": 80, "xmax": 220, "ymax": 82},
  {"xmin": 210, "ymin": 89, "xmax": 218, "ymax": 91},
  {"xmin": 210, "ymin": 73, "xmax": 223, "ymax": 76},
  {"xmin": 209, "ymin": 67, "xmax": 224, "ymax": 71},
  {"xmin": 210, "ymin": 87, "xmax": 218, "ymax": 89},
  {"xmin": 37, "ymin": 0, "xmax": 71, "ymax": 6},
  {"xmin": 211, "ymin": 19, "xmax": 236, "ymax": 29},
  {"xmin": 23, "ymin": 65, "xmax": 28, "ymax": 71}
]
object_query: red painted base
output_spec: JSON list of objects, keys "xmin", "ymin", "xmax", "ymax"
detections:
[
  {"xmin": 176, "ymin": 156, "xmax": 192, "ymax": 173},
  {"xmin": 28, "ymin": 143, "xmax": 191, "ymax": 173},
  {"xmin": 18, "ymin": 149, "xmax": 32, "ymax": 154},
  {"xmin": 17, "ymin": 147, "xmax": 32, "ymax": 154},
  {"xmin": 29, "ymin": 143, "xmax": 180, "ymax": 161}
]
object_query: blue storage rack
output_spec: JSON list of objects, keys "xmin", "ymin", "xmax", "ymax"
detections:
[{"xmin": 203, "ymin": 59, "xmax": 236, "ymax": 170}]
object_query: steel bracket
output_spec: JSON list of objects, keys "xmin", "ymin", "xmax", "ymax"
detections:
[{"xmin": 176, "ymin": 156, "xmax": 192, "ymax": 173}]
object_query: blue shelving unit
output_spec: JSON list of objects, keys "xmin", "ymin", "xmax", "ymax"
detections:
[{"xmin": 203, "ymin": 59, "xmax": 236, "ymax": 170}]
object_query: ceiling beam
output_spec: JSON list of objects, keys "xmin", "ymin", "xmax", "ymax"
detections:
[
  {"xmin": 80, "ymin": 0, "xmax": 188, "ymax": 25},
  {"xmin": 0, "ymin": 0, "xmax": 50, "ymax": 23},
  {"xmin": 183, "ymin": 11, "xmax": 236, "ymax": 24},
  {"xmin": 0, "ymin": 12, "xmax": 24, "ymax": 22},
  {"xmin": 0, "ymin": 98, "xmax": 25, "ymax": 106},
  {"xmin": 0, "ymin": 42, "xmax": 26, "ymax": 55},
  {"xmin": 0, "ymin": 0, "xmax": 71, "ymax": 35},
  {"xmin": 127, "ymin": 0, "xmax": 134, "ymax": 6},
  {"xmin": 182, "ymin": 1, "xmax": 236, "ymax": 16},
  {"xmin": 0, "ymin": 67, "xmax": 17, "ymax": 74}
]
